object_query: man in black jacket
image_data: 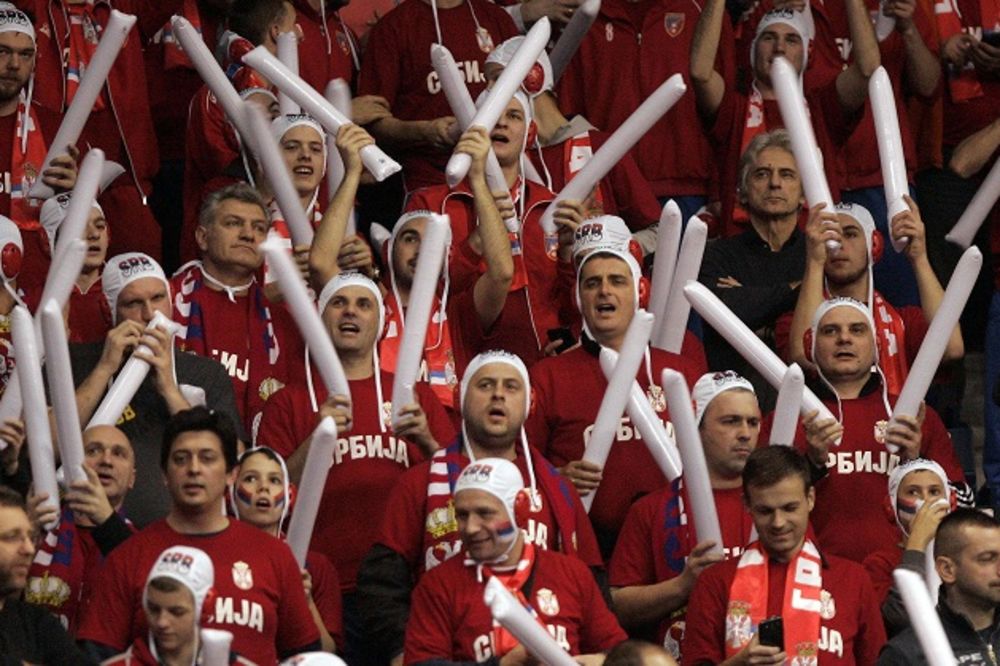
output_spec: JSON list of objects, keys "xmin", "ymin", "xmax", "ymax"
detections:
[{"xmin": 878, "ymin": 508, "xmax": 1000, "ymax": 664}]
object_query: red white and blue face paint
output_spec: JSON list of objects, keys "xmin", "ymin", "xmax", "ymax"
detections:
[
  {"xmin": 896, "ymin": 497, "xmax": 924, "ymax": 529},
  {"xmin": 233, "ymin": 450, "xmax": 289, "ymax": 533}
]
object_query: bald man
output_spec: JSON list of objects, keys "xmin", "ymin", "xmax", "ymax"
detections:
[{"xmin": 26, "ymin": 426, "xmax": 137, "ymax": 632}]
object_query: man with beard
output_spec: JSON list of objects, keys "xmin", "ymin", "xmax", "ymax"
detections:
[{"xmin": 0, "ymin": 486, "xmax": 91, "ymax": 664}]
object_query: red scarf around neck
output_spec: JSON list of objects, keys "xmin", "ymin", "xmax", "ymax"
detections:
[
  {"xmin": 10, "ymin": 96, "xmax": 47, "ymax": 228},
  {"xmin": 65, "ymin": 1, "xmax": 107, "ymax": 111},
  {"xmin": 471, "ymin": 542, "xmax": 547, "ymax": 658},
  {"xmin": 726, "ymin": 539, "xmax": 823, "ymax": 661}
]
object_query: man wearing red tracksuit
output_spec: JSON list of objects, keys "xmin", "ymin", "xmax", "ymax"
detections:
[{"xmin": 18, "ymin": 0, "xmax": 178, "ymax": 260}]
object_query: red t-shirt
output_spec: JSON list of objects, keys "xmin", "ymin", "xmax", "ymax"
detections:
[
  {"xmin": 555, "ymin": 0, "xmax": 735, "ymax": 198},
  {"xmin": 256, "ymin": 371, "xmax": 456, "ymax": 590},
  {"xmin": 403, "ymin": 548, "xmax": 627, "ymax": 664},
  {"xmin": 608, "ymin": 483, "xmax": 753, "ymax": 648},
  {"xmin": 680, "ymin": 546, "xmax": 887, "ymax": 665},
  {"xmin": 802, "ymin": 0, "xmax": 936, "ymax": 190},
  {"xmin": 77, "ymin": 520, "xmax": 319, "ymax": 665},
  {"xmin": 759, "ymin": 388, "xmax": 963, "ymax": 563},
  {"xmin": 531, "ymin": 129, "xmax": 660, "ymax": 231},
  {"xmin": 357, "ymin": 0, "xmax": 518, "ymax": 191},
  {"xmin": 376, "ymin": 452, "xmax": 603, "ymax": 577},
  {"xmin": 293, "ymin": 1, "xmax": 359, "ymax": 93},
  {"xmin": 526, "ymin": 344, "xmax": 702, "ymax": 551},
  {"xmin": 941, "ymin": 0, "xmax": 1000, "ymax": 147}
]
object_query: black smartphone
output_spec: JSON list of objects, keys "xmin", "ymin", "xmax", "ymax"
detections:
[
  {"xmin": 547, "ymin": 327, "xmax": 576, "ymax": 353},
  {"xmin": 758, "ymin": 616, "xmax": 784, "ymax": 648},
  {"xmin": 983, "ymin": 32, "xmax": 1000, "ymax": 48}
]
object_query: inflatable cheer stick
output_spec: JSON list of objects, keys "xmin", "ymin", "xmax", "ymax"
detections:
[
  {"xmin": 771, "ymin": 56, "xmax": 839, "ymax": 251},
  {"xmin": 581, "ymin": 310, "xmax": 654, "ymax": 511},
  {"xmin": 540, "ymin": 75, "xmax": 686, "ymax": 236},
  {"xmin": 13, "ymin": 307, "xmax": 59, "ymax": 528},
  {"xmin": 770, "ymin": 363, "xmax": 805, "ymax": 446},
  {"xmin": 286, "ymin": 416, "xmax": 338, "ymax": 566},
  {"xmin": 599, "ymin": 349, "xmax": 683, "ymax": 482},
  {"xmin": 390, "ymin": 215, "xmax": 449, "ymax": 428},
  {"xmin": 243, "ymin": 46, "xmax": 400, "ymax": 182},
  {"xmin": 870, "ymin": 67, "xmax": 910, "ymax": 250},
  {"xmin": 41, "ymin": 300, "xmax": 86, "ymax": 485},
  {"xmin": 444, "ymin": 18, "xmax": 551, "ymax": 187},
  {"xmin": 88, "ymin": 312, "xmax": 181, "ymax": 428},
  {"xmin": 654, "ymin": 216, "xmax": 707, "ymax": 352},
  {"xmin": 30, "ymin": 10, "xmax": 135, "ymax": 199},
  {"xmin": 663, "ymin": 368, "xmax": 723, "ymax": 555}
]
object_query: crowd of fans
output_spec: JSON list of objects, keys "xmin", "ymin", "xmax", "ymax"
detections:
[{"xmin": 0, "ymin": 0, "xmax": 997, "ymax": 663}]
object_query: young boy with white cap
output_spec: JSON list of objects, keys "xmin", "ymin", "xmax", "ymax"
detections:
[
  {"xmin": 404, "ymin": 457, "xmax": 626, "ymax": 664},
  {"xmin": 609, "ymin": 371, "xmax": 760, "ymax": 657},
  {"xmin": 102, "ymin": 545, "xmax": 256, "ymax": 665}
]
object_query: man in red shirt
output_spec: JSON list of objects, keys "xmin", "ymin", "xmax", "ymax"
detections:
[
  {"xmin": 256, "ymin": 269, "xmax": 455, "ymax": 663},
  {"xmin": 172, "ymin": 182, "xmax": 304, "ymax": 436},
  {"xmin": 404, "ymin": 457, "xmax": 627, "ymax": 664},
  {"xmin": 483, "ymin": 37, "xmax": 660, "ymax": 245},
  {"xmin": 408, "ymin": 93, "xmax": 585, "ymax": 366},
  {"xmin": 527, "ymin": 246, "xmax": 702, "ymax": 557},
  {"xmin": 293, "ymin": 0, "xmax": 359, "ymax": 92},
  {"xmin": 784, "ymin": 198, "xmax": 963, "ymax": 396},
  {"xmin": 78, "ymin": 407, "xmax": 320, "ymax": 663},
  {"xmin": 691, "ymin": 2, "xmax": 878, "ymax": 232},
  {"xmin": 609, "ymin": 372, "xmax": 760, "ymax": 656},
  {"xmin": 0, "ymin": 4, "xmax": 78, "ymax": 291},
  {"xmin": 357, "ymin": 0, "xmax": 518, "ymax": 192},
  {"xmin": 356, "ymin": 349, "xmax": 603, "ymax": 666},
  {"xmin": 556, "ymin": 0, "xmax": 733, "ymax": 223},
  {"xmin": 36, "ymin": 186, "xmax": 113, "ymax": 343},
  {"xmin": 18, "ymin": 0, "xmax": 176, "ymax": 262},
  {"xmin": 681, "ymin": 446, "xmax": 886, "ymax": 664},
  {"xmin": 769, "ymin": 297, "xmax": 967, "ymax": 564}
]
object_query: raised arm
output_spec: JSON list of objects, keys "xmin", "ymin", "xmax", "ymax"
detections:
[
  {"xmin": 836, "ymin": 0, "xmax": 882, "ymax": 112},
  {"xmin": 788, "ymin": 203, "xmax": 842, "ymax": 370},
  {"xmin": 463, "ymin": 128, "xmax": 515, "ymax": 330},
  {"xmin": 308, "ymin": 124, "xmax": 374, "ymax": 291},
  {"xmin": 690, "ymin": 0, "xmax": 728, "ymax": 122},
  {"xmin": 891, "ymin": 195, "xmax": 964, "ymax": 361}
]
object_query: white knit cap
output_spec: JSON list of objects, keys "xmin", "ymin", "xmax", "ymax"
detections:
[
  {"xmin": 575, "ymin": 245, "xmax": 643, "ymax": 339},
  {"xmin": 485, "ymin": 36, "xmax": 554, "ymax": 97},
  {"xmin": 143, "ymin": 546, "xmax": 214, "ymax": 622},
  {"xmin": 460, "ymin": 349, "xmax": 530, "ymax": 415},
  {"xmin": 270, "ymin": 113, "xmax": 326, "ymax": 148},
  {"xmin": 887, "ymin": 458, "xmax": 951, "ymax": 533},
  {"xmin": 280, "ymin": 653, "xmax": 349, "ymax": 666},
  {"xmin": 39, "ymin": 193, "xmax": 105, "ymax": 251},
  {"xmin": 692, "ymin": 371, "xmax": 756, "ymax": 425},
  {"xmin": 809, "ymin": 296, "xmax": 878, "ymax": 364},
  {"xmin": 317, "ymin": 271, "xmax": 384, "ymax": 336},
  {"xmin": 455, "ymin": 457, "xmax": 526, "ymax": 528},
  {"xmin": 0, "ymin": 3, "xmax": 35, "ymax": 42},
  {"xmin": 572, "ymin": 215, "xmax": 632, "ymax": 261},
  {"xmin": 0, "ymin": 215, "xmax": 22, "ymax": 282},
  {"xmin": 752, "ymin": 8, "xmax": 812, "ymax": 76},
  {"xmin": 102, "ymin": 252, "xmax": 170, "ymax": 323}
]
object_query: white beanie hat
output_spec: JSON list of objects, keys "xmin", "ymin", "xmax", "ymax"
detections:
[
  {"xmin": 887, "ymin": 458, "xmax": 951, "ymax": 533},
  {"xmin": 0, "ymin": 3, "xmax": 34, "ymax": 42},
  {"xmin": 572, "ymin": 215, "xmax": 632, "ymax": 262},
  {"xmin": 752, "ymin": 8, "xmax": 812, "ymax": 77},
  {"xmin": 143, "ymin": 546, "xmax": 214, "ymax": 622},
  {"xmin": 692, "ymin": 371, "xmax": 756, "ymax": 425},
  {"xmin": 317, "ymin": 271, "xmax": 384, "ymax": 336},
  {"xmin": 270, "ymin": 113, "xmax": 326, "ymax": 150},
  {"xmin": 280, "ymin": 653, "xmax": 349, "ymax": 666},
  {"xmin": 102, "ymin": 252, "xmax": 170, "ymax": 323},
  {"xmin": 455, "ymin": 457, "xmax": 526, "ymax": 528},
  {"xmin": 485, "ymin": 36, "xmax": 553, "ymax": 97},
  {"xmin": 460, "ymin": 349, "xmax": 530, "ymax": 415}
]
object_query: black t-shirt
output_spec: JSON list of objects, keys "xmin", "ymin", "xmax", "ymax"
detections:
[{"xmin": 0, "ymin": 597, "xmax": 94, "ymax": 665}]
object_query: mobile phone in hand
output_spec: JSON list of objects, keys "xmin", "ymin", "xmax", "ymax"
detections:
[{"xmin": 758, "ymin": 616, "xmax": 784, "ymax": 648}]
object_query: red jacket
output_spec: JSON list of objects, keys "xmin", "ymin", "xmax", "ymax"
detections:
[
  {"xmin": 292, "ymin": 0, "xmax": 359, "ymax": 92},
  {"xmin": 19, "ymin": 0, "xmax": 182, "ymax": 193}
]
